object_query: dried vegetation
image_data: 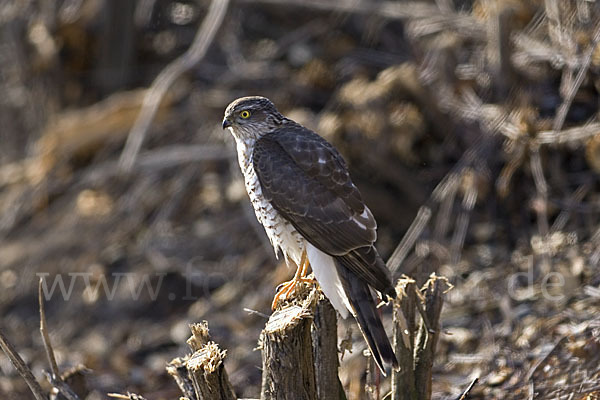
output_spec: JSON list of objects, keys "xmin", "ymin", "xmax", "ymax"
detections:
[{"xmin": 1, "ymin": 0, "xmax": 600, "ymax": 399}]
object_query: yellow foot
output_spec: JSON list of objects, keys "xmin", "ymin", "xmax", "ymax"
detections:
[
  {"xmin": 271, "ymin": 249, "xmax": 315, "ymax": 310},
  {"xmin": 271, "ymin": 277, "xmax": 315, "ymax": 310}
]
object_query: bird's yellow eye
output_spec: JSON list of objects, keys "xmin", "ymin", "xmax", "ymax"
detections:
[{"xmin": 240, "ymin": 110, "xmax": 251, "ymax": 119}]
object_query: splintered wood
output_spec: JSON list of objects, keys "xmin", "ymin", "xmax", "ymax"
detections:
[
  {"xmin": 167, "ymin": 322, "xmax": 236, "ymax": 400},
  {"xmin": 168, "ymin": 289, "xmax": 344, "ymax": 400},
  {"xmin": 260, "ymin": 288, "xmax": 319, "ymax": 400},
  {"xmin": 392, "ymin": 274, "xmax": 451, "ymax": 400}
]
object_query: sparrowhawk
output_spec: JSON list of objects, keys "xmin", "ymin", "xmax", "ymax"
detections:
[{"xmin": 222, "ymin": 96, "xmax": 398, "ymax": 374}]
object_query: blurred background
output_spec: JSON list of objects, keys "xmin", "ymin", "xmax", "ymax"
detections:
[{"xmin": 1, "ymin": 0, "xmax": 600, "ymax": 399}]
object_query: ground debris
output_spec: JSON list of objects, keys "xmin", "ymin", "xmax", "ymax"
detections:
[{"xmin": 2, "ymin": 0, "xmax": 600, "ymax": 399}]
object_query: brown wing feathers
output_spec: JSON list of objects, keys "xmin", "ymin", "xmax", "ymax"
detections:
[
  {"xmin": 252, "ymin": 122, "xmax": 398, "ymax": 371},
  {"xmin": 252, "ymin": 128, "xmax": 375, "ymax": 255}
]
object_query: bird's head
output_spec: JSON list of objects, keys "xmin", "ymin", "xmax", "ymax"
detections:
[{"xmin": 222, "ymin": 96, "xmax": 284, "ymax": 140}]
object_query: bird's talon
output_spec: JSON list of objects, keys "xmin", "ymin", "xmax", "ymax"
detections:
[
  {"xmin": 224, "ymin": 96, "xmax": 398, "ymax": 374},
  {"xmin": 275, "ymin": 277, "xmax": 314, "ymax": 293},
  {"xmin": 271, "ymin": 277, "xmax": 316, "ymax": 310}
]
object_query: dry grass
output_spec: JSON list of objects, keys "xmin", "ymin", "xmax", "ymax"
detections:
[{"xmin": 0, "ymin": 0, "xmax": 600, "ymax": 399}]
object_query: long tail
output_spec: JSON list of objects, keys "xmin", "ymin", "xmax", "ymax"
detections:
[{"xmin": 335, "ymin": 259, "xmax": 399, "ymax": 375}]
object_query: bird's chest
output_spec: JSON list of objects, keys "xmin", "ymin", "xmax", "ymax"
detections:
[{"xmin": 236, "ymin": 140, "xmax": 304, "ymax": 266}]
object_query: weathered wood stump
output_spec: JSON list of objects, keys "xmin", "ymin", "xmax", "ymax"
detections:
[
  {"xmin": 260, "ymin": 288, "xmax": 318, "ymax": 400},
  {"xmin": 312, "ymin": 298, "xmax": 345, "ymax": 400},
  {"xmin": 392, "ymin": 278, "xmax": 418, "ymax": 400},
  {"xmin": 167, "ymin": 322, "xmax": 236, "ymax": 400},
  {"xmin": 392, "ymin": 274, "xmax": 450, "ymax": 400}
]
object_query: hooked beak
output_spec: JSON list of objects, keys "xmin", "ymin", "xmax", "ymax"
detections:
[{"xmin": 222, "ymin": 118, "xmax": 232, "ymax": 129}]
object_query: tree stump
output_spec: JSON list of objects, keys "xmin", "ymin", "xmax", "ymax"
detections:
[
  {"xmin": 167, "ymin": 322, "xmax": 236, "ymax": 400},
  {"xmin": 392, "ymin": 274, "xmax": 450, "ymax": 400},
  {"xmin": 392, "ymin": 278, "xmax": 418, "ymax": 400},
  {"xmin": 260, "ymin": 287, "xmax": 318, "ymax": 400},
  {"xmin": 312, "ymin": 296, "xmax": 345, "ymax": 400}
]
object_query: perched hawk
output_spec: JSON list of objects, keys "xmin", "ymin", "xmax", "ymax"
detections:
[{"xmin": 223, "ymin": 96, "xmax": 398, "ymax": 373}]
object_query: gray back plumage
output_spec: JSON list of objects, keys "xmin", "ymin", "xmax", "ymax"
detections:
[{"xmin": 223, "ymin": 96, "xmax": 399, "ymax": 374}]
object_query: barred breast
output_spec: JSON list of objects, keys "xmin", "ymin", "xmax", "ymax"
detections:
[{"xmin": 236, "ymin": 138, "xmax": 305, "ymax": 267}]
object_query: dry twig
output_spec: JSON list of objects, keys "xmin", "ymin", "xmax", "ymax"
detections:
[
  {"xmin": 0, "ymin": 329, "xmax": 47, "ymax": 400},
  {"xmin": 119, "ymin": 0, "xmax": 230, "ymax": 172},
  {"xmin": 388, "ymin": 206, "xmax": 431, "ymax": 274},
  {"xmin": 107, "ymin": 393, "xmax": 148, "ymax": 400},
  {"xmin": 39, "ymin": 278, "xmax": 60, "ymax": 379},
  {"xmin": 39, "ymin": 278, "xmax": 82, "ymax": 400},
  {"xmin": 455, "ymin": 377, "xmax": 478, "ymax": 400},
  {"xmin": 552, "ymin": 23, "xmax": 600, "ymax": 133}
]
